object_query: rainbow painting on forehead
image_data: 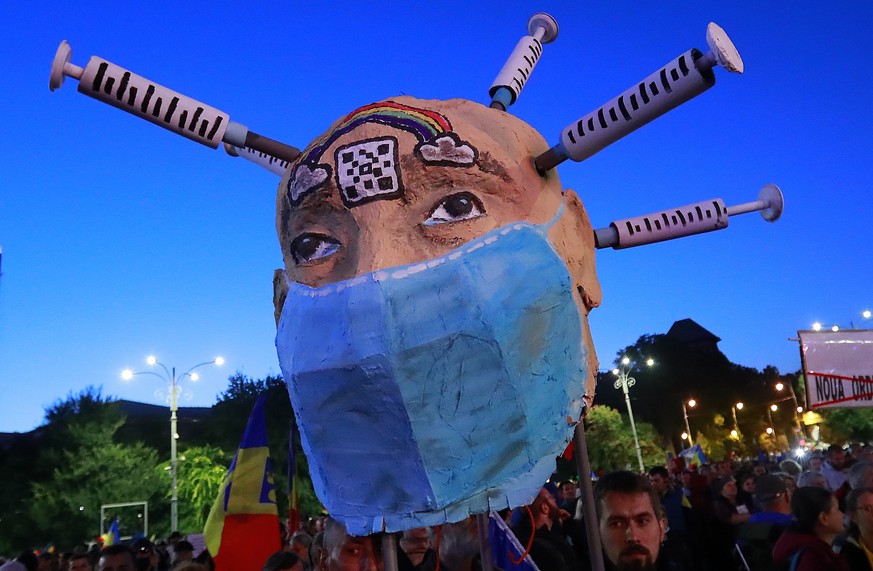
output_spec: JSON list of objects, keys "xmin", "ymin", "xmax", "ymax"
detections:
[{"xmin": 301, "ymin": 100, "xmax": 478, "ymax": 167}]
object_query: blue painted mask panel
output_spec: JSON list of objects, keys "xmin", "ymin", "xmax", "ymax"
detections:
[{"xmin": 277, "ymin": 216, "xmax": 587, "ymax": 535}]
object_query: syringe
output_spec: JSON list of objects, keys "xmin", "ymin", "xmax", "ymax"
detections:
[
  {"xmin": 224, "ymin": 143, "xmax": 292, "ymax": 176},
  {"xmin": 489, "ymin": 13, "xmax": 559, "ymax": 111},
  {"xmin": 49, "ymin": 41, "xmax": 301, "ymax": 164},
  {"xmin": 536, "ymin": 22, "xmax": 743, "ymax": 172},
  {"xmin": 594, "ymin": 184, "xmax": 783, "ymax": 249}
]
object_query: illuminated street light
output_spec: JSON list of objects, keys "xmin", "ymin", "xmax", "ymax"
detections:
[
  {"xmin": 681, "ymin": 432, "xmax": 689, "ymax": 441},
  {"xmin": 771, "ymin": 404, "xmax": 779, "ymax": 412},
  {"xmin": 775, "ymin": 382, "xmax": 784, "ymax": 392},
  {"xmin": 766, "ymin": 427, "xmax": 774, "ymax": 435},
  {"xmin": 730, "ymin": 429, "xmax": 739, "ymax": 439},
  {"xmin": 864, "ymin": 309, "xmax": 872, "ymax": 320},
  {"xmin": 812, "ymin": 322, "xmax": 822, "ymax": 331},
  {"xmin": 832, "ymin": 325, "xmax": 840, "ymax": 332},
  {"xmin": 612, "ymin": 356, "xmax": 654, "ymax": 472},
  {"xmin": 121, "ymin": 354, "xmax": 224, "ymax": 531}
]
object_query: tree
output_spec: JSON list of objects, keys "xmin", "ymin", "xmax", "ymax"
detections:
[
  {"xmin": 0, "ymin": 388, "xmax": 169, "ymax": 548},
  {"xmin": 819, "ymin": 408, "xmax": 873, "ymax": 443},
  {"xmin": 583, "ymin": 406, "xmax": 666, "ymax": 473},
  {"xmin": 596, "ymin": 333, "xmax": 796, "ymax": 454},
  {"xmin": 30, "ymin": 417, "xmax": 165, "ymax": 546},
  {"xmin": 159, "ymin": 445, "xmax": 229, "ymax": 533}
]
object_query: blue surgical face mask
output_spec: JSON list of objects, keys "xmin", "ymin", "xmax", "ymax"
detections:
[{"xmin": 276, "ymin": 206, "xmax": 587, "ymax": 535}]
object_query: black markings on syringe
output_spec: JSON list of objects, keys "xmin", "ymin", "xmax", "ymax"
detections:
[
  {"xmin": 242, "ymin": 147, "xmax": 290, "ymax": 168},
  {"xmin": 622, "ymin": 200, "xmax": 723, "ymax": 238},
  {"xmin": 565, "ymin": 54, "xmax": 693, "ymax": 145},
  {"xmin": 90, "ymin": 61, "xmax": 223, "ymax": 142},
  {"xmin": 511, "ymin": 39, "xmax": 543, "ymax": 94}
]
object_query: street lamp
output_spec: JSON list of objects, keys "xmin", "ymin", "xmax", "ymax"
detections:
[
  {"xmin": 682, "ymin": 398, "xmax": 697, "ymax": 446},
  {"xmin": 121, "ymin": 354, "xmax": 224, "ymax": 531},
  {"xmin": 612, "ymin": 356, "xmax": 653, "ymax": 472}
]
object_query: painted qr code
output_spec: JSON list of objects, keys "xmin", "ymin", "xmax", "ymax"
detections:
[{"xmin": 334, "ymin": 136, "xmax": 403, "ymax": 207}]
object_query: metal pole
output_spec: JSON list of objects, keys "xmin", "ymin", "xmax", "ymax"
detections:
[
  {"xmin": 767, "ymin": 407, "xmax": 778, "ymax": 445},
  {"xmin": 788, "ymin": 381, "xmax": 803, "ymax": 434},
  {"xmin": 476, "ymin": 513, "xmax": 494, "ymax": 571},
  {"xmin": 572, "ymin": 422, "xmax": 606, "ymax": 571},
  {"xmin": 731, "ymin": 407, "xmax": 739, "ymax": 433},
  {"xmin": 682, "ymin": 402, "xmax": 694, "ymax": 446},
  {"xmin": 170, "ymin": 367, "xmax": 178, "ymax": 532},
  {"xmin": 618, "ymin": 373, "xmax": 645, "ymax": 472},
  {"xmin": 381, "ymin": 532, "xmax": 399, "ymax": 571}
]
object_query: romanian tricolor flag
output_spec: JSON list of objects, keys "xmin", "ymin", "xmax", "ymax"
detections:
[
  {"xmin": 204, "ymin": 394, "xmax": 281, "ymax": 570},
  {"xmin": 100, "ymin": 519, "xmax": 119, "ymax": 546}
]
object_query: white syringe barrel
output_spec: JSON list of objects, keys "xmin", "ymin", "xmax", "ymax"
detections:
[
  {"xmin": 224, "ymin": 143, "xmax": 291, "ymax": 176},
  {"xmin": 489, "ymin": 35, "xmax": 545, "ymax": 105},
  {"xmin": 559, "ymin": 49, "xmax": 714, "ymax": 163},
  {"xmin": 595, "ymin": 198, "xmax": 728, "ymax": 249},
  {"xmin": 77, "ymin": 56, "xmax": 238, "ymax": 149}
]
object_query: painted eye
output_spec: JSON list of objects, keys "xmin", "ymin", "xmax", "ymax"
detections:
[
  {"xmin": 289, "ymin": 233, "xmax": 341, "ymax": 264},
  {"xmin": 423, "ymin": 192, "xmax": 486, "ymax": 226}
]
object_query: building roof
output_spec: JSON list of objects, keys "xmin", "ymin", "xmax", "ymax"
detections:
[{"xmin": 666, "ymin": 318, "xmax": 721, "ymax": 345}]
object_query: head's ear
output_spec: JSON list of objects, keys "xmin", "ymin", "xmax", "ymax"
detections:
[
  {"xmin": 547, "ymin": 189, "xmax": 602, "ymax": 311},
  {"xmin": 547, "ymin": 188, "xmax": 603, "ymax": 399},
  {"xmin": 273, "ymin": 269, "xmax": 288, "ymax": 327}
]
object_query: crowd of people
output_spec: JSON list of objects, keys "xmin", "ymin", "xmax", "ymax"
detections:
[{"xmin": 4, "ymin": 442, "xmax": 873, "ymax": 571}]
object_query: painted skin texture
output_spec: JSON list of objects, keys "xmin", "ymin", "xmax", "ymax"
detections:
[
  {"xmin": 274, "ymin": 96, "xmax": 601, "ymax": 397},
  {"xmin": 273, "ymin": 96, "xmax": 602, "ymax": 532}
]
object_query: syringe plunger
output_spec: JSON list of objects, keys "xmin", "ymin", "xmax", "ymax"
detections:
[
  {"xmin": 489, "ymin": 12, "xmax": 558, "ymax": 111},
  {"xmin": 595, "ymin": 184, "xmax": 783, "ymax": 250},
  {"xmin": 49, "ymin": 41, "xmax": 301, "ymax": 163},
  {"xmin": 536, "ymin": 22, "xmax": 743, "ymax": 172}
]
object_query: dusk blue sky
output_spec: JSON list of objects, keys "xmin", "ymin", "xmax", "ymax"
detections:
[{"xmin": 2, "ymin": 2, "xmax": 871, "ymax": 433}]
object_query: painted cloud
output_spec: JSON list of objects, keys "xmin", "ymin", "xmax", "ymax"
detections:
[{"xmin": 417, "ymin": 133, "xmax": 478, "ymax": 166}]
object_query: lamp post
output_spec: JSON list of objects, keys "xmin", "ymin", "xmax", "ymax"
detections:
[
  {"xmin": 682, "ymin": 399, "xmax": 696, "ymax": 446},
  {"xmin": 122, "ymin": 354, "xmax": 224, "ymax": 531},
  {"xmin": 775, "ymin": 381, "xmax": 803, "ymax": 435},
  {"xmin": 732, "ymin": 402, "xmax": 744, "ymax": 434},
  {"xmin": 612, "ymin": 356, "xmax": 653, "ymax": 472},
  {"xmin": 766, "ymin": 403, "xmax": 781, "ymax": 447}
]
